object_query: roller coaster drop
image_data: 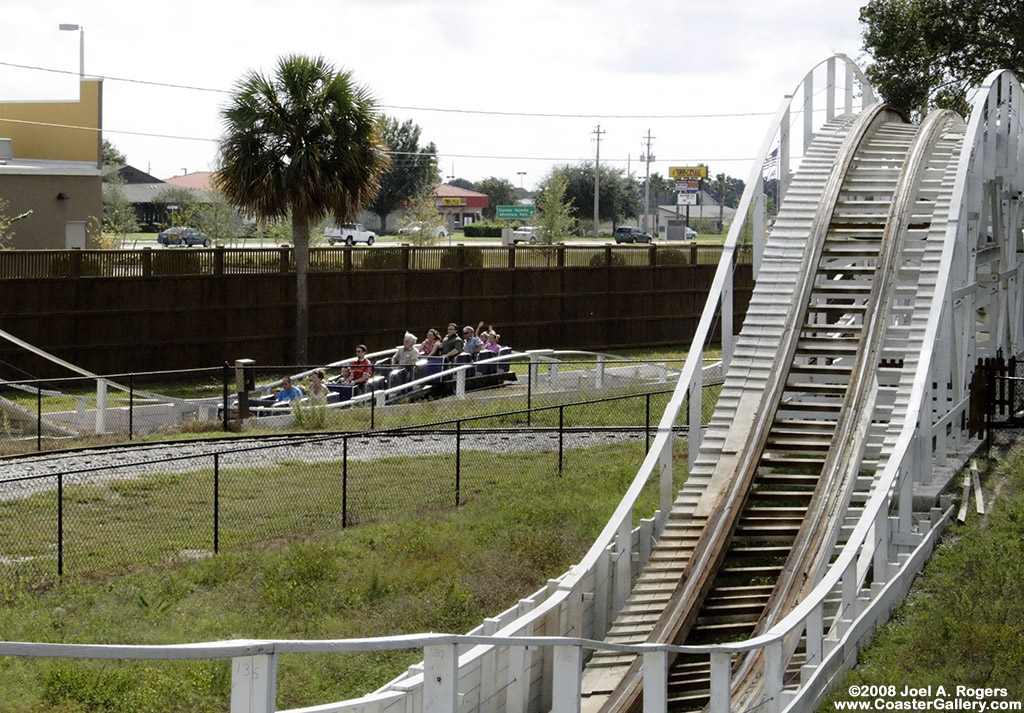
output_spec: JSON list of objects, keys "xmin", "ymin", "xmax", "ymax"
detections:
[
  {"xmin": 1, "ymin": 56, "xmax": 1022, "ymax": 713},
  {"xmin": 358, "ymin": 56, "xmax": 1024, "ymax": 713}
]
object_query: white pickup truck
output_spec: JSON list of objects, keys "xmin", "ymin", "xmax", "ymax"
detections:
[{"xmin": 324, "ymin": 223, "xmax": 376, "ymax": 246}]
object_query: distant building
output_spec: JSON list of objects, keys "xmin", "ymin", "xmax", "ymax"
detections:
[
  {"xmin": 360, "ymin": 183, "xmax": 489, "ymax": 233},
  {"xmin": 103, "ymin": 167, "xmax": 213, "ymax": 230},
  {"xmin": 0, "ymin": 79, "xmax": 103, "ymax": 249},
  {"xmin": 434, "ymin": 184, "xmax": 489, "ymax": 227}
]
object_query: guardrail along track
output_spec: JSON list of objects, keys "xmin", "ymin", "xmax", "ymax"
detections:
[{"xmin": 579, "ymin": 107, "xmax": 966, "ymax": 713}]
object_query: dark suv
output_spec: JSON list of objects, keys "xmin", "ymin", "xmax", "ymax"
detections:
[
  {"xmin": 613, "ymin": 226, "xmax": 653, "ymax": 244},
  {"xmin": 157, "ymin": 226, "xmax": 211, "ymax": 247}
]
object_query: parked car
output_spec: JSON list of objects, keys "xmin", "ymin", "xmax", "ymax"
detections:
[
  {"xmin": 157, "ymin": 226, "xmax": 211, "ymax": 247},
  {"xmin": 507, "ymin": 226, "xmax": 540, "ymax": 244},
  {"xmin": 613, "ymin": 226, "xmax": 653, "ymax": 244},
  {"xmin": 398, "ymin": 222, "xmax": 449, "ymax": 239},
  {"xmin": 667, "ymin": 226, "xmax": 699, "ymax": 241},
  {"xmin": 325, "ymin": 223, "xmax": 376, "ymax": 245}
]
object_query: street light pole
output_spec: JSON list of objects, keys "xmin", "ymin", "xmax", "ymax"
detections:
[
  {"xmin": 59, "ymin": 24, "xmax": 84, "ymax": 79},
  {"xmin": 517, "ymin": 171, "xmax": 526, "ymax": 190}
]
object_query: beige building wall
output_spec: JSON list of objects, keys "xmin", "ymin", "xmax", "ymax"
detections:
[
  {"xmin": 0, "ymin": 173, "xmax": 102, "ymax": 249},
  {"xmin": 0, "ymin": 79, "xmax": 102, "ymax": 166}
]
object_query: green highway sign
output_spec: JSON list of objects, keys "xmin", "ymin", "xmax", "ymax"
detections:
[{"xmin": 496, "ymin": 205, "xmax": 536, "ymax": 220}]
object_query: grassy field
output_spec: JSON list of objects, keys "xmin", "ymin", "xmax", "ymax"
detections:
[
  {"xmin": 0, "ymin": 439, "xmax": 685, "ymax": 712},
  {"xmin": 821, "ymin": 444, "xmax": 1024, "ymax": 707}
]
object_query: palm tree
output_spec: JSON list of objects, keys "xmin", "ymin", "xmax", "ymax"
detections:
[{"xmin": 217, "ymin": 54, "xmax": 389, "ymax": 365}]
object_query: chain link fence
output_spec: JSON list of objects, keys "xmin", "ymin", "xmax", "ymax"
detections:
[{"xmin": 0, "ymin": 361, "xmax": 722, "ymax": 584}]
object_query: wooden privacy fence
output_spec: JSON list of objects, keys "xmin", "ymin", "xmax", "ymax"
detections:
[{"xmin": 0, "ymin": 244, "xmax": 753, "ymax": 377}]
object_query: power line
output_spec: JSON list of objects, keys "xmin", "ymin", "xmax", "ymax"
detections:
[
  {"xmin": 0, "ymin": 59, "xmax": 777, "ymax": 120},
  {"xmin": 0, "ymin": 115, "xmax": 764, "ymax": 165}
]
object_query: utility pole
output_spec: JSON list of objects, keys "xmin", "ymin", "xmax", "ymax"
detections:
[
  {"xmin": 592, "ymin": 124, "xmax": 605, "ymax": 239},
  {"xmin": 641, "ymin": 129, "xmax": 655, "ymax": 233}
]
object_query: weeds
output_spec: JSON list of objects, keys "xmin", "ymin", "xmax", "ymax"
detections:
[
  {"xmin": 0, "ymin": 440, "xmax": 685, "ymax": 711},
  {"xmin": 824, "ymin": 451, "xmax": 1024, "ymax": 706}
]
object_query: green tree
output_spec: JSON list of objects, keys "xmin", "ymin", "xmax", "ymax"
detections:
[
  {"xmin": 474, "ymin": 177, "xmax": 518, "ymax": 220},
  {"xmin": 193, "ymin": 191, "xmax": 244, "ymax": 246},
  {"xmin": 101, "ymin": 175, "xmax": 140, "ymax": 247},
  {"xmin": 548, "ymin": 163, "xmax": 637, "ymax": 232},
  {"xmin": 0, "ymin": 198, "xmax": 32, "ymax": 248},
  {"xmin": 534, "ymin": 170, "xmax": 576, "ymax": 244},
  {"xmin": 397, "ymin": 192, "xmax": 446, "ymax": 247},
  {"xmin": 155, "ymin": 187, "xmax": 203, "ymax": 228},
  {"xmin": 368, "ymin": 117, "xmax": 439, "ymax": 234},
  {"xmin": 860, "ymin": 0, "xmax": 1024, "ymax": 119},
  {"xmin": 448, "ymin": 178, "xmax": 475, "ymax": 191},
  {"xmin": 707, "ymin": 173, "xmax": 745, "ymax": 209},
  {"xmin": 218, "ymin": 54, "xmax": 388, "ymax": 364},
  {"xmin": 102, "ymin": 139, "xmax": 127, "ymax": 166}
]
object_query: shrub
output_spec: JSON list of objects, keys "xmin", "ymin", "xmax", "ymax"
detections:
[
  {"xmin": 439, "ymin": 248, "xmax": 483, "ymax": 269},
  {"xmin": 359, "ymin": 249, "xmax": 405, "ymax": 270},
  {"xmin": 151, "ymin": 251, "xmax": 207, "ymax": 276},
  {"xmin": 656, "ymin": 248, "xmax": 691, "ymax": 266},
  {"xmin": 463, "ymin": 223, "xmax": 505, "ymax": 238},
  {"xmin": 589, "ymin": 251, "xmax": 626, "ymax": 267}
]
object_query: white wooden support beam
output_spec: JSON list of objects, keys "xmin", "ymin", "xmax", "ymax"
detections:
[
  {"xmin": 688, "ymin": 375, "xmax": 703, "ymax": 469},
  {"xmin": 803, "ymin": 71, "xmax": 815, "ymax": 149},
  {"xmin": 230, "ymin": 654, "xmax": 277, "ymax": 713},
  {"xmin": 506, "ymin": 637, "xmax": 531, "ymax": 713},
  {"xmin": 552, "ymin": 645, "xmax": 582, "ymax": 713},
  {"xmin": 95, "ymin": 378, "xmax": 107, "ymax": 434},
  {"xmin": 708, "ymin": 651, "xmax": 732, "ymax": 713},
  {"xmin": 874, "ymin": 507, "xmax": 891, "ymax": 585},
  {"xmin": 722, "ymin": 260, "xmax": 734, "ymax": 369},
  {"xmin": 424, "ymin": 643, "xmax": 459, "ymax": 713},
  {"xmin": 845, "ymin": 62, "xmax": 854, "ymax": 114},
  {"xmin": 752, "ymin": 177, "xmax": 765, "ymax": 277},
  {"xmin": 456, "ymin": 369, "xmax": 466, "ymax": 399},
  {"xmin": 614, "ymin": 516, "xmax": 632, "ymax": 615},
  {"xmin": 826, "ymin": 57, "xmax": 836, "ymax": 120},
  {"xmin": 480, "ymin": 619, "xmax": 501, "ymax": 713},
  {"xmin": 659, "ymin": 440, "xmax": 674, "ymax": 518},
  {"xmin": 643, "ymin": 650, "xmax": 668, "ymax": 713},
  {"xmin": 593, "ymin": 548, "xmax": 610, "ymax": 638},
  {"xmin": 780, "ymin": 103, "xmax": 791, "ymax": 202},
  {"xmin": 805, "ymin": 603, "xmax": 823, "ymax": 669},
  {"xmin": 595, "ymin": 355, "xmax": 605, "ymax": 390},
  {"xmin": 763, "ymin": 640, "xmax": 784, "ymax": 713},
  {"xmin": 899, "ymin": 466, "xmax": 914, "ymax": 536}
]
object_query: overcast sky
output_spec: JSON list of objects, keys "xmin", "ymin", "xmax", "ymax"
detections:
[{"xmin": 1, "ymin": 0, "xmax": 870, "ymax": 189}]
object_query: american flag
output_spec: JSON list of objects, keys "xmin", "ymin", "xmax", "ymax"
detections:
[{"xmin": 763, "ymin": 148, "xmax": 779, "ymax": 171}]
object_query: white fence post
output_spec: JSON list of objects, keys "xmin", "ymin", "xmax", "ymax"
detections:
[
  {"xmin": 95, "ymin": 379, "xmax": 107, "ymax": 434},
  {"xmin": 230, "ymin": 654, "xmax": 276, "ymax": 713},
  {"xmin": 708, "ymin": 650, "xmax": 732, "ymax": 713},
  {"xmin": 480, "ymin": 619, "xmax": 501, "ymax": 713},
  {"xmin": 764, "ymin": 640, "xmax": 784, "ymax": 713},
  {"xmin": 424, "ymin": 643, "xmax": 459, "ymax": 713},
  {"xmin": 614, "ymin": 516, "xmax": 632, "ymax": 615},
  {"xmin": 552, "ymin": 645, "xmax": 582, "ymax": 713},
  {"xmin": 642, "ymin": 649, "xmax": 668, "ymax": 713}
]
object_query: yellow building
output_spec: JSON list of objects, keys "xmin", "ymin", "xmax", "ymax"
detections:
[{"xmin": 0, "ymin": 78, "xmax": 103, "ymax": 249}]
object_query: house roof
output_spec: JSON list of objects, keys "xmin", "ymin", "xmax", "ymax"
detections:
[
  {"xmin": 106, "ymin": 164, "xmax": 163, "ymax": 184},
  {"xmin": 435, "ymin": 183, "xmax": 489, "ymax": 209},
  {"xmin": 164, "ymin": 171, "xmax": 216, "ymax": 192},
  {"xmin": 120, "ymin": 183, "xmax": 209, "ymax": 204},
  {"xmin": 435, "ymin": 183, "xmax": 488, "ymax": 199}
]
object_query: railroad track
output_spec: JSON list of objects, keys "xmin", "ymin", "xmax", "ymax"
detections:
[{"xmin": 579, "ymin": 106, "xmax": 967, "ymax": 713}]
